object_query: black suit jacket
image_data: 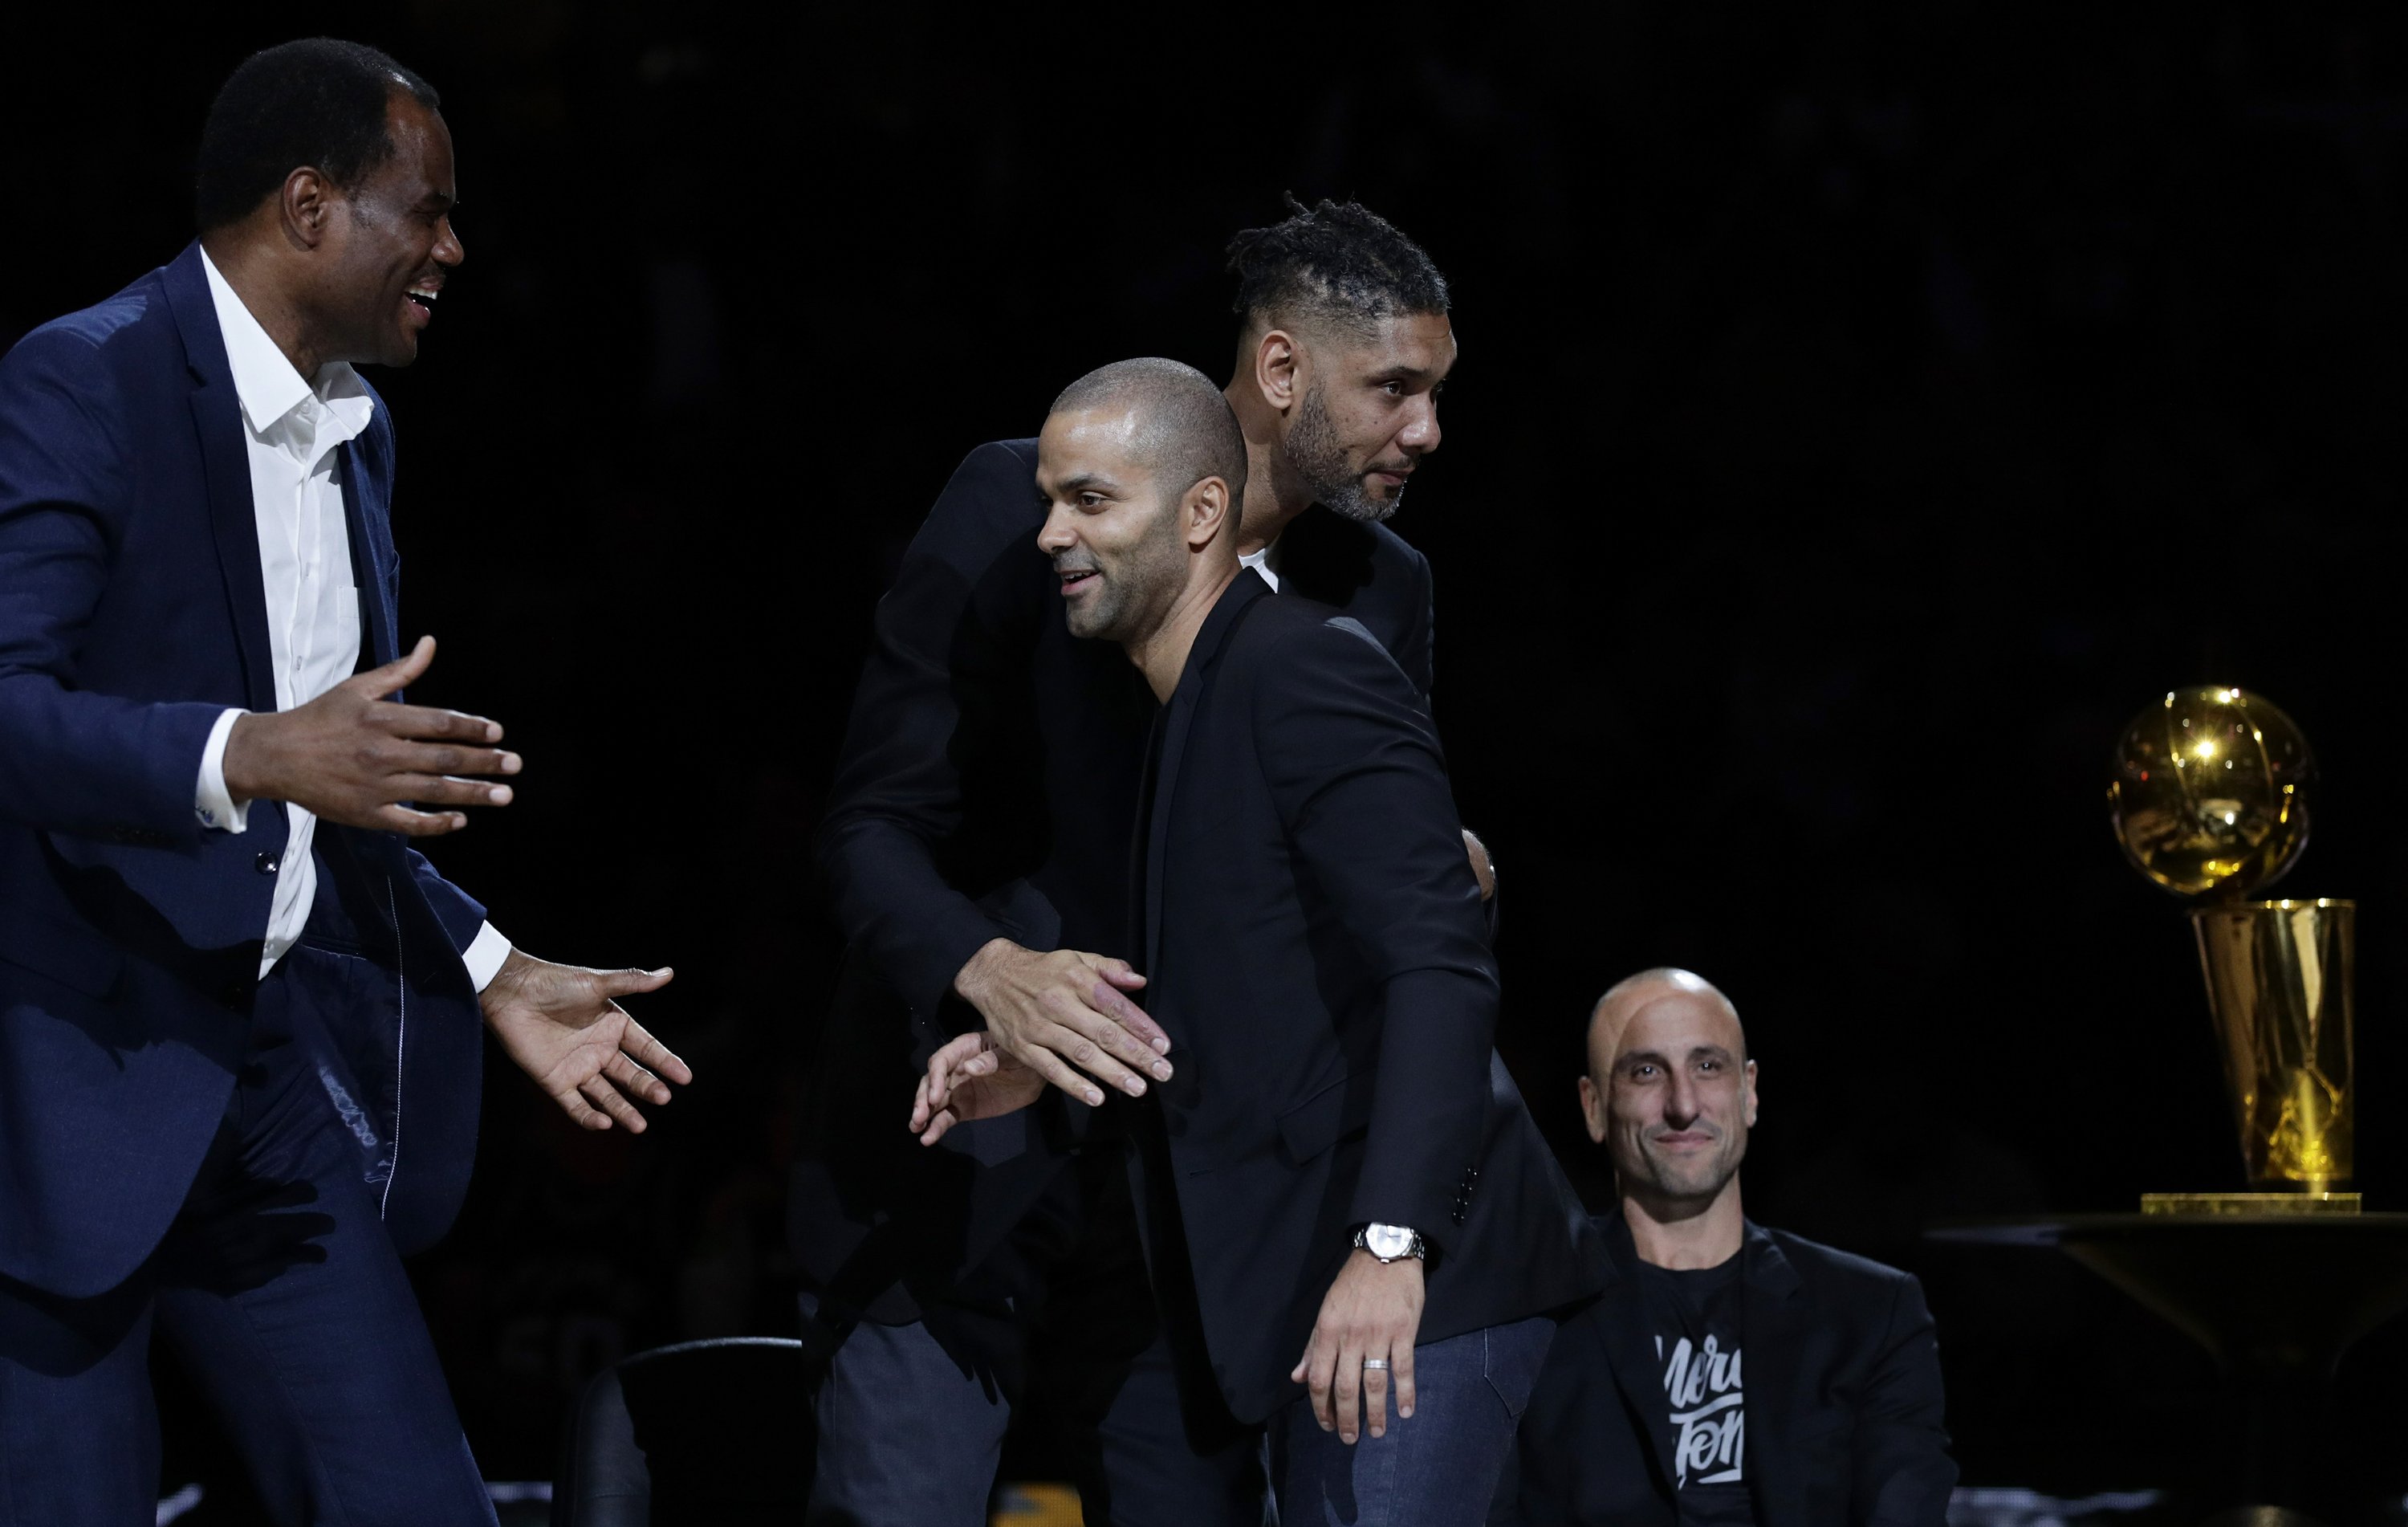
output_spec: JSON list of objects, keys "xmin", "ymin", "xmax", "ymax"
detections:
[
  {"xmin": 1133, "ymin": 569, "xmax": 1599, "ymax": 1423},
  {"xmin": 1510, "ymin": 1212, "xmax": 1956, "ymax": 1527},
  {"xmin": 791, "ymin": 438, "xmax": 1437, "ymax": 1321}
]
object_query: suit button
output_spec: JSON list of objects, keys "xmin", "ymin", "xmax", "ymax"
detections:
[{"xmin": 255, "ymin": 853, "xmax": 279, "ymax": 874}]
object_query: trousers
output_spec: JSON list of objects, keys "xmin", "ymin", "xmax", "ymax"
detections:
[
  {"xmin": 803, "ymin": 1142, "xmax": 1267, "ymax": 1526},
  {"xmin": 0, "ymin": 948, "xmax": 494, "ymax": 1527}
]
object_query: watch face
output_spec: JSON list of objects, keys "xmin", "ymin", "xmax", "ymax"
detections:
[{"xmin": 1365, "ymin": 1224, "xmax": 1413, "ymax": 1260}]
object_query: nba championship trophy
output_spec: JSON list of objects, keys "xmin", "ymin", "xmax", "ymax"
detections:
[{"xmin": 2108, "ymin": 686, "xmax": 2357, "ymax": 1213}]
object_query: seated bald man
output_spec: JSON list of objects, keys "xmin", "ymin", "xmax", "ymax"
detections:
[
  {"xmin": 913, "ymin": 356, "xmax": 1601, "ymax": 1525},
  {"xmin": 1504, "ymin": 970, "xmax": 1957, "ymax": 1527}
]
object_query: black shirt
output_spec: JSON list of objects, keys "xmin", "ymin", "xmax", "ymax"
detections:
[{"xmin": 1636, "ymin": 1255, "xmax": 1755, "ymax": 1527}]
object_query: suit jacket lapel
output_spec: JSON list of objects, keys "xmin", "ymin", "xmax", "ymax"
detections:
[
  {"xmin": 1593, "ymin": 1213, "xmax": 1685, "ymax": 1500},
  {"xmin": 1141, "ymin": 571, "xmax": 1272, "ymax": 985},
  {"xmin": 1740, "ymin": 1220, "xmax": 1808, "ymax": 1527},
  {"xmin": 335, "ymin": 441, "xmax": 398, "ymax": 669},
  {"xmin": 162, "ymin": 242, "xmax": 276, "ymax": 713}
]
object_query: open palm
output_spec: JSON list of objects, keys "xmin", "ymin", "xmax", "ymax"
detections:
[{"xmin": 479, "ymin": 951, "xmax": 692, "ymax": 1131}]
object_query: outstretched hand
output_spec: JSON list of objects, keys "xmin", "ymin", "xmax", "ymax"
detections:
[
  {"xmin": 951, "ymin": 939, "xmax": 1170, "ymax": 1107},
  {"xmin": 909, "ymin": 1029, "xmax": 1044, "ymax": 1144},
  {"xmin": 480, "ymin": 949, "xmax": 692, "ymax": 1131},
  {"xmin": 222, "ymin": 635, "xmax": 521, "ymax": 837}
]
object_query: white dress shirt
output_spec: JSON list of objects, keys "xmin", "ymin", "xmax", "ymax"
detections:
[
  {"xmin": 1239, "ymin": 540, "xmax": 1282, "ymax": 592},
  {"xmin": 193, "ymin": 250, "xmax": 510, "ymax": 988}
]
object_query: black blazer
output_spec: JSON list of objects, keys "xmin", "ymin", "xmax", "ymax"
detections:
[
  {"xmin": 791, "ymin": 438, "xmax": 1437, "ymax": 1321},
  {"xmin": 1133, "ymin": 570, "xmax": 1599, "ymax": 1423},
  {"xmin": 1510, "ymin": 1212, "xmax": 1957, "ymax": 1527}
]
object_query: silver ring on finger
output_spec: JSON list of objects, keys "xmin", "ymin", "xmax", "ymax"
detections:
[{"xmin": 1361, "ymin": 1358, "xmax": 1389, "ymax": 1370}]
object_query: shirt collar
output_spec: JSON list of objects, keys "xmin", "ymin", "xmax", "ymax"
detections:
[{"xmin": 198, "ymin": 246, "xmax": 373, "ymax": 453}]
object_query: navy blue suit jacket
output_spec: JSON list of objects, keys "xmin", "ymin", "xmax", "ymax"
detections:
[
  {"xmin": 1132, "ymin": 571, "xmax": 1601, "ymax": 1422},
  {"xmin": 0, "ymin": 242, "xmax": 486, "ymax": 1299}
]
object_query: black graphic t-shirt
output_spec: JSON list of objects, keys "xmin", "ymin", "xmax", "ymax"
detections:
[{"xmin": 1636, "ymin": 1255, "xmax": 1755, "ymax": 1527}]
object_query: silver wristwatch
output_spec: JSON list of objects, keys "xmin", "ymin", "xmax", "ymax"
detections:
[{"xmin": 1354, "ymin": 1223, "xmax": 1426, "ymax": 1264}]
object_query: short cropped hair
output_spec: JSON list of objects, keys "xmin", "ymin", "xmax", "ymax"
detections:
[
  {"xmin": 1225, "ymin": 194, "xmax": 1450, "ymax": 339},
  {"xmin": 195, "ymin": 39, "xmax": 441, "ymax": 231},
  {"xmin": 1050, "ymin": 357, "xmax": 1248, "ymax": 509}
]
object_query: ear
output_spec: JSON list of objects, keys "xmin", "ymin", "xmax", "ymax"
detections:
[
  {"xmin": 1577, "ymin": 1074, "xmax": 1608, "ymax": 1144},
  {"xmin": 1183, "ymin": 475, "xmax": 1232, "ymax": 550},
  {"xmin": 279, "ymin": 165, "xmax": 340, "ymax": 251},
  {"xmin": 1250, "ymin": 328, "xmax": 1302, "ymax": 413},
  {"xmin": 1741, "ymin": 1059, "xmax": 1759, "ymax": 1129}
]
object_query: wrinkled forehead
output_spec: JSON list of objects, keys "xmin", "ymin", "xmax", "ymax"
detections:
[{"xmin": 1591, "ymin": 987, "xmax": 1746, "ymax": 1072}]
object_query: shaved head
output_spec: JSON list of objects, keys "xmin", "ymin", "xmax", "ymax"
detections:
[
  {"xmin": 1586, "ymin": 967, "xmax": 1745, "ymax": 1081},
  {"xmin": 1577, "ymin": 968, "xmax": 1757, "ymax": 1234},
  {"xmin": 1049, "ymin": 357, "xmax": 1248, "ymax": 509}
]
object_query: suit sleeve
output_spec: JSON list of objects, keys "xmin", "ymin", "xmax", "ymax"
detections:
[
  {"xmin": 1853, "ymin": 1274, "xmax": 1959, "ymax": 1527},
  {"xmin": 0, "ymin": 329, "xmax": 225, "ymax": 843},
  {"xmin": 1252, "ymin": 615, "xmax": 1495, "ymax": 1254},
  {"xmin": 814, "ymin": 442, "xmax": 1048, "ymax": 1025},
  {"xmin": 403, "ymin": 847, "xmax": 490, "ymax": 955}
]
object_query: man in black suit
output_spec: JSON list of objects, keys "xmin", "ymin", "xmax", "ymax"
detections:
[
  {"xmin": 1505, "ymin": 969, "xmax": 1957, "ymax": 1527},
  {"xmin": 797, "ymin": 201, "xmax": 1473, "ymax": 1523},
  {"xmin": 916, "ymin": 357, "xmax": 1599, "ymax": 1525}
]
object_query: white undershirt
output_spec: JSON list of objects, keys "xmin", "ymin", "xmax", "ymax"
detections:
[{"xmin": 192, "ymin": 250, "xmax": 510, "ymax": 988}]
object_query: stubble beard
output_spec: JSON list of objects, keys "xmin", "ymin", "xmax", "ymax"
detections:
[
  {"xmin": 1288, "ymin": 381, "xmax": 1397, "ymax": 525},
  {"xmin": 1066, "ymin": 506, "xmax": 1188, "ymax": 645},
  {"xmin": 1628, "ymin": 1129, "xmax": 1745, "ymax": 1207}
]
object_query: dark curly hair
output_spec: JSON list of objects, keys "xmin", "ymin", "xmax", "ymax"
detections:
[
  {"xmin": 1224, "ymin": 194, "xmax": 1450, "ymax": 337},
  {"xmin": 195, "ymin": 39, "xmax": 440, "ymax": 232}
]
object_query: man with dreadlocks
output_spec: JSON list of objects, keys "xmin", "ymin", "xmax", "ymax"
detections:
[{"xmin": 793, "ymin": 199, "xmax": 1482, "ymax": 1525}]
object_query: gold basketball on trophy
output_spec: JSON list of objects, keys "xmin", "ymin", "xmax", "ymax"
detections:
[
  {"xmin": 2108, "ymin": 686, "xmax": 2314, "ymax": 901},
  {"xmin": 2109, "ymin": 686, "xmax": 2353, "ymax": 1207}
]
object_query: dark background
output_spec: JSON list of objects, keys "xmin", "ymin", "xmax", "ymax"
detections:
[{"xmin": 10, "ymin": 1, "xmax": 2408, "ymax": 1514}]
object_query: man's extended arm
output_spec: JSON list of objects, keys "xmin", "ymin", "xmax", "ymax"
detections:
[
  {"xmin": 1853, "ymin": 1274, "xmax": 1959, "ymax": 1527},
  {"xmin": 821, "ymin": 443, "xmax": 1168, "ymax": 1102}
]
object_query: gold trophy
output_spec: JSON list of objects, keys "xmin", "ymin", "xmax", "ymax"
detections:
[{"xmin": 2108, "ymin": 686, "xmax": 2357, "ymax": 1214}]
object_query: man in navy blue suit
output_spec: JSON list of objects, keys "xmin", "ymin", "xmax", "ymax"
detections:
[{"xmin": 0, "ymin": 39, "xmax": 689, "ymax": 1525}]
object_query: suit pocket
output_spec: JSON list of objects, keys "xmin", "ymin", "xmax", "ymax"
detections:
[
  {"xmin": 0, "ymin": 902, "xmax": 126, "ymax": 1000},
  {"xmin": 1276, "ymin": 1069, "xmax": 1375, "ymax": 1163}
]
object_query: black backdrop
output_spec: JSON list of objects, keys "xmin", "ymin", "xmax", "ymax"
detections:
[{"xmin": 10, "ymin": 2, "xmax": 2408, "ymax": 1510}]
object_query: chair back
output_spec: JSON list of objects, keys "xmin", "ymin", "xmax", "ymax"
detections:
[{"xmin": 553, "ymin": 1336, "xmax": 811, "ymax": 1526}]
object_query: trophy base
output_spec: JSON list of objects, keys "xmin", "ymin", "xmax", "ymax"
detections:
[{"xmin": 2141, "ymin": 1191, "xmax": 2361, "ymax": 1216}]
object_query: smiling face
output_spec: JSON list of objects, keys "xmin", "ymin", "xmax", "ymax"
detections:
[
  {"xmin": 1281, "ymin": 312, "xmax": 1454, "ymax": 523},
  {"xmin": 314, "ymin": 90, "xmax": 462, "ymax": 367},
  {"xmin": 1581, "ymin": 983, "xmax": 1757, "ymax": 1207},
  {"xmin": 1035, "ymin": 407, "xmax": 1193, "ymax": 644}
]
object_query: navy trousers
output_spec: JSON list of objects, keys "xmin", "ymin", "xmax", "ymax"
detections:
[{"xmin": 0, "ymin": 949, "xmax": 494, "ymax": 1527}]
